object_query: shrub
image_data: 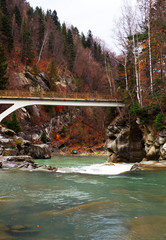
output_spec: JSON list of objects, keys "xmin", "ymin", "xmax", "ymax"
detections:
[
  {"xmin": 154, "ymin": 113, "xmax": 165, "ymax": 131},
  {"xmin": 60, "ymin": 125, "xmax": 66, "ymax": 137},
  {"xmin": 6, "ymin": 112, "xmax": 22, "ymax": 133},
  {"xmin": 130, "ymin": 103, "xmax": 148, "ymax": 124},
  {"xmin": 41, "ymin": 131, "xmax": 47, "ymax": 143}
]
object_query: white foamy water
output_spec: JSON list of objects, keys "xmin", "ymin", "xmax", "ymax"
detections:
[{"xmin": 57, "ymin": 163, "xmax": 134, "ymax": 175}]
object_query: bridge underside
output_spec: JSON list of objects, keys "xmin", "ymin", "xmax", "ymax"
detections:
[{"xmin": 0, "ymin": 98, "xmax": 125, "ymax": 122}]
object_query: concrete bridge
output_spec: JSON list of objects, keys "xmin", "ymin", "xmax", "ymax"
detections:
[{"xmin": 0, "ymin": 90, "xmax": 125, "ymax": 122}]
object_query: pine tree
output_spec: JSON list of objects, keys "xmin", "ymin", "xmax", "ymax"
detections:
[
  {"xmin": 51, "ymin": 10, "xmax": 61, "ymax": 30},
  {"xmin": 35, "ymin": 7, "xmax": 45, "ymax": 52},
  {"xmin": 48, "ymin": 60, "xmax": 59, "ymax": 91},
  {"xmin": 14, "ymin": 5, "xmax": 21, "ymax": 28},
  {"xmin": 6, "ymin": 112, "xmax": 22, "ymax": 134},
  {"xmin": 65, "ymin": 29, "xmax": 76, "ymax": 71},
  {"xmin": 0, "ymin": 44, "xmax": 8, "ymax": 90},
  {"xmin": 41, "ymin": 131, "xmax": 47, "ymax": 143},
  {"xmin": 0, "ymin": 0, "xmax": 13, "ymax": 52},
  {"xmin": 61, "ymin": 22, "xmax": 67, "ymax": 36},
  {"xmin": 48, "ymin": 31, "xmax": 54, "ymax": 53},
  {"xmin": 81, "ymin": 33, "xmax": 86, "ymax": 48},
  {"xmin": 21, "ymin": 19, "xmax": 34, "ymax": 65},
  {"xmin": 86, "ymin": 30, "xmax": 92, "ymax": 48}
]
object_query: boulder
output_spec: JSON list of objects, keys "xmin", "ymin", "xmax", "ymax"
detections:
[
  {"xmin": 38, "ymin": 72, "xmax": 50, "ymax": 88},
  {"xmin": 28, "ymin": 144, "xmax": 51, "ymax": 159},
  {"xmin": 160, "ymin": 143, "xmax": 166, "ymax": 160},
  {"xmin": 4, "ymin": 155, "xmax": 34, "ymax": 163},
  {"xmin": 0, "ymin": 155, "xmax": 34, "ymax": 169},
  {"xmin": 3, "ymin": 148, "xmax": 18, "ymax": 156},
  {"xmin": 146, "ymin": 145, "xmax": 160, "ymax": 160},
  {"xmin": 0, "ymin": 155, "xmax": 57, "ymax": 171},
  {"xmin": 106, "ymin": 119, "xmax": 166, "ymax": 163},
  {"xmin": 51, "ymin": 143, "xmax": 59, "ymax": 155},
  {"xmin": 0, "ymin": 134, "xmax": 15, "ymax": 148},
  {"xmin": 106, "ymin": 121, "xmax": 145, "ymax": 163},
  {"xmin": 159, "ymin": 129, "xmax": 166, "ymax": 137},
  {"xmin": 0, "ymin": 126, "xmax": 15, "ymax": 136}
]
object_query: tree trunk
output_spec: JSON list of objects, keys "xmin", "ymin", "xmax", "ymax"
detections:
[
  {"xmin": 124, "ymin": 54, "xmax": 129, "ymax": 91},
  {"xmin": 133, "ymin": 34, "xmax": 141, "ymax": 104},
  {"xmin": 37, "ymin": 32, "xmax": 48, "ymax": 65},
  {"xmin": 148, "ymin": 19, "xmax": 153, "ymax": 95}
]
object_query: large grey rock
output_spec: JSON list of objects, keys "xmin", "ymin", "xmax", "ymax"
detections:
[
  {"xmin": 0, "ymin": 134, "xmax": 15, "ymax": 148},
  {"xmin": 160, "ymin": 143, "xmax": 166, "ymax": 160},
  {"xmin": 38, "ymin": 72, "xmax": 50, "ymax": 88},
  {"xmin": 106, "ymin": 118, "xmax": 166, "ymax": 163},
  {"xmin": 36, "ymin": 76, "xmax": 49, "ymax": 91},
  {"xmin": 3, "ymin": 148, "xmax": 18, "ymax": 156},
  {"xmin": 159, "ymin": 129, "xmax": 166, "ymax": 137},
  {"xmin": 106, "ymin": 121, "xmax": 145, "ymax": 163},
  {"xmin": 0, "ymin": 155, "xmax": 57, "ymax": 171},
  {"xmin": 0, "ymin": 126, "xmax": 15, "ymax": 136},
  {"xmin": 28, "ymin": 144, "xmax": 51, "ymax": 159}
]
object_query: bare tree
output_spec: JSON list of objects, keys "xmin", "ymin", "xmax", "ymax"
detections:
[
  {"xmin": 114, "ymin": 0, "xmax": 142, "ymax": 103},
  {"xmin": 36, "ymin": 31, "xmax": 48, "ymax": 65},
  {"xmin": 137, "ymin": 0, "xmax": 154, "ymax": 94}
]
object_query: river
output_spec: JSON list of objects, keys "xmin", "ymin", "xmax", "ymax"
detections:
[{"xmin": 0, "ymin": 156, "xmax": 166, "ymax": 239}]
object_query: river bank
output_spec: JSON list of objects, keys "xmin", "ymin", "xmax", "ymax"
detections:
[{"xmin": 1, "ymin": 120, "xmax": 166, "ymax": 172}]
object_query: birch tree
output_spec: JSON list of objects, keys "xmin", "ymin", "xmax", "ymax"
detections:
[
  {"xmin": 114, "ymin": 0, "xmax": 142, "ymax": 103},
  {"xmin": 137, "ymin": 0, "xmax": 154, "ymax": 94},
  {"xmin": 36, "ymin": 31, "xmax": 48, "ymax": 65}
]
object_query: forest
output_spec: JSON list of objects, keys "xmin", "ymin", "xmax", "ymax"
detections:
[{"xmin": 0, "ymin": 0, "xmax": 165, "ymax": 152}]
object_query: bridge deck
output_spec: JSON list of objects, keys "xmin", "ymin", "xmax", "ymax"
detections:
[
  {"xmin": 0, "ymin": 90, "xmax": 124, "ymax": 122},
  {"xmin": 0, "ymin": 90, "xmax": 122, "ymax": 102}
]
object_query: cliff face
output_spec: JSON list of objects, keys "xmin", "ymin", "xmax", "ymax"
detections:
[
  {"xmin": 1, "ymin": 69, "xmax": 107, "ymax": 154},
  {"xmin": 106, "ymin": 118, "xmax": 166, "ymax": 163}
]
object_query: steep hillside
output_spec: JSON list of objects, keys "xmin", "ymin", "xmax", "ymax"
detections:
[
  {"xmin": 0, "ymin": 0, "xmax": 121, "ymax": 153},
  {"xmin": 0, "ymin": 0, "xmax": 165, "ymax": 156}
]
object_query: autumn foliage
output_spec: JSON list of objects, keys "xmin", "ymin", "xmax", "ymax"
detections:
[{"xmin": 0, "ymin": 0, "xmax": 165, "ymax": 151}]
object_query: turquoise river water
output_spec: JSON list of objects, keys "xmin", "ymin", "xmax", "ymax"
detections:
[{"xmin": 0, "ymin": 156, "xmax": 166, "ymax": 240}]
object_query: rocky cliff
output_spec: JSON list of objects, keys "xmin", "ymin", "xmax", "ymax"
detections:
[
  {"xmin": 105, "ymin": 118, "xmax": 166, "ymax": 163},
  {"xmin": 0, "ymin": 124, "xmax": 51, "ymax": 159},
  {"xmin": 0, "ymin": 124, "xmax": 58, "ymax": 171}
]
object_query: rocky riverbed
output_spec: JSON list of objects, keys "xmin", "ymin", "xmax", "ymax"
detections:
[
  {"xmin": 0, "ymin": 155, "xmax": 57, "ymax": 171},
  {"xmin": 0, "ymin": 124, "xmax": 57, "ymax": 171}
]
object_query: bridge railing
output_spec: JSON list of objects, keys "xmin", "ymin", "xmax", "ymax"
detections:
[{"xmin": 0, "ymin": 90, "xmax": 122, "ymax": 101}]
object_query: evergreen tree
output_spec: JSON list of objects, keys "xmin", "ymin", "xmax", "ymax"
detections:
[
  {"xmin": 74, "ymin": 27, "xmax": 79, "ymax": 35},
  {"xmin": 21, "ymin": 19, "xmax": 34, "ymax": 65},
  {"xmin": 0, "ymin": 0, "xmax": 13, "ymax": 52},
  {"xmin": 27, "ymin": 6, "xmax": 34, "ymax": 18},
  {"xmin": 81, "ymin": 33, "xmax": 86, "ymax": 48},
  {"xmin": 86, "ymin": 30, "xmax": 92, "ymax": 48},
  {"xmin": 0, "ymin": 0, "xmax": 7, "ymax": 11},
  {"xmin": 35, "ymin": 7, "xmax": 45, "ymax": 52},
  {"xmin": 51, "ymin": 10, "xmax": 61, "ymax": 30},
  {"xmin": 48, "ymin": 60, "xmax": 59, "ymax": 91},
  {"xmin": 65, "ymin": 29, "xmax": 76, "ymax": 71},
  {"xmin": 48, "ymin": 31, "xmax": 54, "ymax": 53},
  {"xmin": 6, "ymin": 112, "xmax": 22, "ymax": 134},
  {"xmin": 61, "ymin": 22, "xmax": 67, "ymax": 36},
  {"xmin": 0, "ymin": 44, "xmax": 8, "ymax": 90},
  {"xmin": 14, "ymin": 4, "xmax": 21, "ymax": 28},
  {"xmin": 41, "ymin": 131, "xmax": 47, "ymax": 143}
]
